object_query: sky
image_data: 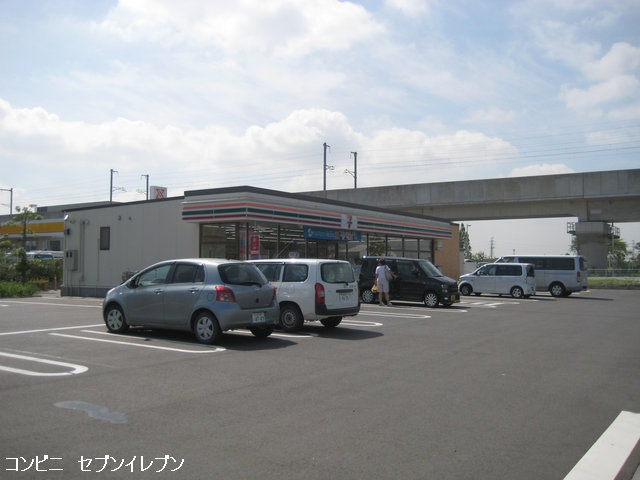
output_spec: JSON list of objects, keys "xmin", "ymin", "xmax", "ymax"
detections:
[{"xmin": 1, "ymin": 0, "xmax": 639, "ymax": 258}]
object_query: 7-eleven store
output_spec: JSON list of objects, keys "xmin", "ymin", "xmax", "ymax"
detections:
[{"xmin": 62, "ymin": 186, "xmax": 459, "ymax": 297}]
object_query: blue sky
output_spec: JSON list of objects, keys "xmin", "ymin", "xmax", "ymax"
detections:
[{"xmin": 1, "ymin": 0, "xmax": 639, "ymax": 258}]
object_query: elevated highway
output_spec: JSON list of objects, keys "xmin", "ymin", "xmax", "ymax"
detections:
[{"xmin": 307, "ymin": 169, "xmax": 640, "ymax": 269}]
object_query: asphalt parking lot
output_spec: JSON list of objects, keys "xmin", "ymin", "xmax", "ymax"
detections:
[{"xmin": 1, "ymin": 290, "xmax": 639, "ymax": 479}]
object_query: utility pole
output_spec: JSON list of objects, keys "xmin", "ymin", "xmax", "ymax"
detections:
[
  {"xmin": 110, "ymin": 169, "xmax": 117, "ymax": 202},
  {"xmin": 345, "ymin": 152, "xmax": 357, "ymax": 188},
  {"xmin": 490, "ymin": 237, "xmax": 495, "ymax": 259},
  {"xmin": 323, "ymin": 142, "xmax": 333, "ymax": 191},
  {"xmin": 141, "ymin": 174, "xmax": 149, "ymax": 200},
  {"xmin": 0, "ymin": 187, "xmax": 12, "ymax": 214}
]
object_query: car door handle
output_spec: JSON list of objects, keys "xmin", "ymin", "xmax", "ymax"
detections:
[
  {"xmin": 188, "ymin": 288, "xmax": 199, "ymax": 293},
  {"xmin": 153, "ymin": 288, "xmax": 163, "ymax": 294}
]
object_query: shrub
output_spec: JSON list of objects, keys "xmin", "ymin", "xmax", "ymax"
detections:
[{"xmin": 0, "ymin": 281, "xmax": 39, "ymax": 298}]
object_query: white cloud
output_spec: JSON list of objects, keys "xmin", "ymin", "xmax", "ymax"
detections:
[
  {"xmin": 463, "ymin": 108, "xmax": 517, "ymax": 125},
  {"xmin": 99, "ymin": 0, "xmax": 384, "ymax": 56},
  {"xmin": 531, "ymin": 20, "xmax": 602, "ymax": 70},
  {"xmin": 559, "ymin": 74, "xmax": 640, "ymax": 109},
  {"xmin": 384, "ymin": 0, "xmax": 437, "ymax": 16},
  {"xmin": 0, "ymin": 98, "xmax": 525, "ymax": 205},
  {"xmin": 583, "ymin": 42, "xmax": 640, "ymax": 81},
  {"xmin": 507, "ymin": 163, "xmax": 575, "ymax": 178}
]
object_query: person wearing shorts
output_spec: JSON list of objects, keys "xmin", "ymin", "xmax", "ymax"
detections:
[{"xmin": 375, "ymin": 259, "xmax": 393, "ymax": 306}]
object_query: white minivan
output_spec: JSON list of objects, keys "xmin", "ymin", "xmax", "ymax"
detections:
[
  {"xmin": 458, "ymin": 263, "xmax": 536, "ymax": 299},
  {"xmin": 495, "ymin": 255, "xmax": 587, "ymax": 297},
  {"xmin": 250, "ymin": 259, "xmax": 360, "ymax": 332}
]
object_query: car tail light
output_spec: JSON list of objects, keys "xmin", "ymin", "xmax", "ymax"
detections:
[
  {"xmin": 272, "ymin": 286, "xmax": 278, "ymax": 302},
  {"xmin": 315, "ymin": 283, "xmax": 325, "ymax": 305},
  {"xmin": 215, "ymin": 285, "xmax": 236, "ymax": 302},
  {"xmin": 577, "ymin": 271, "xmax": 581, "ymax": 283}
]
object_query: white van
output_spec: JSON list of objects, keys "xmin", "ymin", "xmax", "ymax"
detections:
[
  {"xmin": 458, "ymin": 263, "xmax": 536, "ymax": 299},
  {"xmin": 250, "ymin": 259, "xmax": 360, "ymax": 332},
  {"xmin": 495, "ymin": 255, "xmax": 587, "ymax": 297}
]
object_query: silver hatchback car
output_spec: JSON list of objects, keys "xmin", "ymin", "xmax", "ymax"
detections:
[{"xmin": 102, "ymin": 259, "xmax": 279, "ymax": 344}]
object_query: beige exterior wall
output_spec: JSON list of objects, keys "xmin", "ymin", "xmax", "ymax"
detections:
[{"xmin": 434, "ymin": 223, "xmax": 460, "ymax": 280}]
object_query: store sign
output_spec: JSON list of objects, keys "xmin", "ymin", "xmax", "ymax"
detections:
[
  {"xmin": 304, "ymin": 226, "xmax": 361, "ymax": 241},
  {"xmin": 249, "ymin": 235, "xmax": 260, "ymax": 259},
  {"xmin": 340, "ymin": 214, "xmax": 358, "ymax": 229}
]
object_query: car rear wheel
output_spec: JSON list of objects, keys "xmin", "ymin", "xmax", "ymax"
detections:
[
  {"xmin": 423, "ymin": 292, "xmax": 439, "ymax": 308},
  {"xmin": 193, "ymin": 312, "xmax": 222, "ymax": 344},
  {"xmin": 549, "ymin": 282, "xmax": 566, "ymax": 297},
  {"xmin": 104, "ymin": 304, "xmax": 129, "ymax": 333},
  {"xmin": 320, "ymin": 317, "xmax": 342, "ymax": 328},
  {"xmin": 361, "ymin": 288, "xmax": 376, "ymax": 304},
  {"xmin": 250, "ymin": 326, "xmax": 274, "ymax": 338},
  {"xmin": 280, "ymin": 305, "xmax": 304, "ymax": 332},
  {"xmin": 510, "ymin": 286, "xmax": 524, "ymax": 299},
  {"xmin": 459, "ymin": 284, "xmax": 472, "ymax": 296}
]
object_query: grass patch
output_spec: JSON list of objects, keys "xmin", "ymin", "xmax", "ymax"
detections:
[
  {"xmin": 0, "ymin": 281, "xmax": 40, "ymax": 298},
  {"xmin": 588, "ymin": 277, "xmax": 640, "ymax": 289}
]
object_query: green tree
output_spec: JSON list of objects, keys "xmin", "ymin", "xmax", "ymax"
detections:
[
  {"xmin": 468, "ymin": 251, "xmax": 491, "ymax": 263},
  {"xmin": 459, "ymin": 224, "xmax": 471, "ymax": 258},
  {"xmin": 6, "ymin": 205, "xmax": 43, "ymax": 283},
  {"xmin": 608, "ymin": 238, "xmax": 628, "ymax": 268}
]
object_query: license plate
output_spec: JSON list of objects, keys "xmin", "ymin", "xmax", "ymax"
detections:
[
  {"xmin": 450, "ymin": 295, "xmax": 458, "ymax": 302},
  {"xmin": 339, "ymin": 294, "xmax": 351, "ymax": 302},
  {"xmin": 252, "ymin": 312, "xmax": 265, "ymax": 323}
]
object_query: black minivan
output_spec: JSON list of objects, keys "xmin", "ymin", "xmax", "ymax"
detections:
[{"xmin": 358, "ymin": 256, "xmax": 460, "ymax": 307}]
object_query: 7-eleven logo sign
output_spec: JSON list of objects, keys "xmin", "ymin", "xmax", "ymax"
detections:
[{"xmin": 341, "ymin": 214, "xmax": 357, "ymax": 230}]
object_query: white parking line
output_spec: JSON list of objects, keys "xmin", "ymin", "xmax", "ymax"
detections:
[
  {"xmin": 0, "ymin": 300, "xmax": 101, "ymax": 308},
  {"xmin": 364, "ymin": 310, "xmax": 432, "ymax": 319},
  {"xmin": 0, "ymin": 351, "xmax": 88, "ymax": 377},
  {"xmin": 341, "ymin": 319, "xmax": 383, "ymax": 327},
  {"xmin": 564, "ymin": 410, "xmax": 640, "ymax": 480},
  {"xmin": 0, "ymin": 324, "xmax": 104, "ymax": 336},
  {"xmin": 50, "ymin": 332, "xmax": 225, "ymax": 353}
]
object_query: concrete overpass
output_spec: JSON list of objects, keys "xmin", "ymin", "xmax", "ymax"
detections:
[{"xmin": 306, "ymin": 169, "xmax": 640, "ymax": 269}]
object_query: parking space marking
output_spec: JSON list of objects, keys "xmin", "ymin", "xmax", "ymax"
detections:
[
  {"xmin": 0, "ymin": 300, "xmax": 101, "ymax": 308},
  {"xmin": 361, "ymin": 310, "xmax": 432, "ymax": 319},
  {"xmin": 0, "ymin": 324, "xmax": 104, "ymax": 336},
  {"xmin": 341, "ymin": 319, "xmax": 383, "ymax": 327},
  {"xmin": 50, "ymin": 332, "xmax": 225, "ymax": 353},
  {"xmin": 0, "ymin": 351, "xmax": 88, "ymax": 377},
  {"xmin": 564, "ymin": 410, "xmax": 640, "ymax": 480}
]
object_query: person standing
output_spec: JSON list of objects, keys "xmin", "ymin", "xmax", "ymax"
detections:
[{"xmin": 375, "ymin": 258, "xmax": 393, "ymax": 306}]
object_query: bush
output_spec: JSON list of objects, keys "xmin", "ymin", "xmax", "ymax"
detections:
[
  {"xmin": 0, "ymin": 281, "xmax": 39, "ymax": 298},
  {"xmin": 0, "ymin": 258, "xmax": 61, "ymax": 284}
]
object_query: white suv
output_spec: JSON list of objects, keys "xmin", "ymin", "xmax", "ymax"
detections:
[{"xmin": 250, "ymin": 259, "xmax": 360, "ymax": 332}]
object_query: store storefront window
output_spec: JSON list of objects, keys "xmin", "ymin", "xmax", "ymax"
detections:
[
  {"xmin": 200, "ymin": 224, "xmax": 238, "ymax": 259},
  {"xmin": 278, "ymin": 225, "xmax": 305, "ymax": 259},
  {"xmin": 368, "ymin": 234, "xmax": 386, "ymax": 256},
  {"xmin": 387, "ymin": 236, "xmax": 403, "ymax": 257},
  {"xmin": 419, "ymin": 238, "xmax": 433, "ymax": 260},
  {"xmin": 404, "ymin": 238, "xmax": 418, "ymax": 258}
]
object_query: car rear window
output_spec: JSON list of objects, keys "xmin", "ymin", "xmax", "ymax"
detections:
[
  {"xmin": 254, "ymin": 264, "xmax": 283, "ymax": 282},
  {"xmin": 321, "ymin": 263, "xmax": 355, "ymax": 283},
  {"xmin": 219, "ymin": 264, "xmax": 266, "ymax": 286},
  {"xmin": 283, "ymin": 264, "xmax": 308, "ymax": 282}
]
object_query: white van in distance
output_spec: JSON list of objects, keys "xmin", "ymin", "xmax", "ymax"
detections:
[
  {"xmin": 458, "ymin": 263, "xmax": 536, "ymax": 299},
  {"xmin": 495, "ymin": 255, "xmax": 587, "ymax": 297}
]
